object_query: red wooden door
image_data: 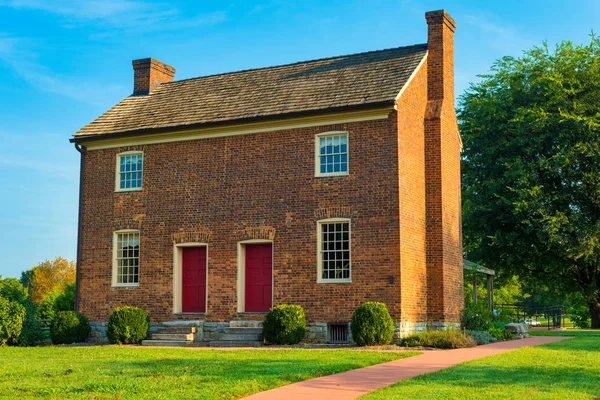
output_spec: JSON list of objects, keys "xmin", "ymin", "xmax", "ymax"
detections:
[
  {"xmin": 182, "ymin": 247, "xmax": 207, "ymax": 313},
  {"xmin": 245, "ymin": 244, "xmax": 272, "ymax": 312}
]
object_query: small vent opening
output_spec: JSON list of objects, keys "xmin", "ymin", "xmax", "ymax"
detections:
[{"xmin": 328, "ymin": 323, "xmax": 349, "ymax": 343}]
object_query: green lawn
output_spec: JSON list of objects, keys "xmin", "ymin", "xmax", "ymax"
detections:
[
  {"xmin": 362, "ymin": 334, "xmax": 600, "ymax": 399},
  {"xmin": 0, "ymin": 346, "xmax": 418, "ymax": 400},
  {"xmin": 529, "ymin": 329, "xmax": 600, "ymax": 337}
]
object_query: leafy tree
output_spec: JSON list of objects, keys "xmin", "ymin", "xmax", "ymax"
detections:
[
  {"xmin": 20, "ymin": 269, "xmax": 34, "ymax": 290},
  {"xmin": 460, "ymin": 35, "xmax": 600, "ymax": 327},
  {"xmin": 30, "ymin": 257, "xmax": 75, "ymax": 304}
]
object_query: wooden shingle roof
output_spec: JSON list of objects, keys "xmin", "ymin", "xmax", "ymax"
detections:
[{"xmin": 74, "ymin": 44, "xmax": 428, "ymax": 139}]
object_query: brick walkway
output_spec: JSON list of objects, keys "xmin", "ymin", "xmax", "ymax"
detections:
[{"xmin": 244, "ymin": 336, "xmax": 571, "ymax": 400}]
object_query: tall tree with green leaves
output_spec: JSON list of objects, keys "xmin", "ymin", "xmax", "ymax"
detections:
[{"xmin": 460, "ymin": 35, "xmax": 600, "ymax": 327}]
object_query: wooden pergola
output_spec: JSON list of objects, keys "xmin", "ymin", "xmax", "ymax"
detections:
[{"xmin": 463, "ymin": 260, "xmax": 495, "ymax": 312}]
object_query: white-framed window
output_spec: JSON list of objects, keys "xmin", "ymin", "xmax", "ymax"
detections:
[
  {"xmin": 112, "ymin": 230, "xmax": 140, "ymax": 287},
  {"xmin": 315, "ymin": 132, "xmax": 349, "ymax": 177},
  {"xmin": 317, "ymin": 218, "xmax": 351, "ymax": 283},
  {"xmin": 115, "ymin": 151, "xmax": 143, "ymax": 191}
]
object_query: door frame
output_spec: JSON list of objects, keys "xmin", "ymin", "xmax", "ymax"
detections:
[
  {"xmin": 173, "ymin": 242, "xmax": 208, "ymax": 314},
  {"xmin": 237, "ymin": 239, "xmax": 274, "ymax": 313}
]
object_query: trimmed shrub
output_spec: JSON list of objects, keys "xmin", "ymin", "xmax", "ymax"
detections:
[
  {"xmin": 488, "ymin": 326, "xmax": 513, "ymax": 341},
  {"xmin": 402, "ymin": 330, "xmax": 477, "ymax": 349},
  {"xmin": 50, "ymin": 311, "xmax": 90, "ymax": 344},
  {"xmin": 262, "ymin": 304, "xmax": 306, "ymax": 345},
  {"xmin": 107, "ymin": 306, "xmax": 150, "ymax": 344},
  {"xmin": 461, "ymin": 302, "xmax": 492, "ymax": 331},
  {"xmin": 464, "ymin": 330, "xmax": 497, "ymax": 345},
  {"xmin": 351, "ymin": 302, "xmax": 395, "ymax": 346},
  {"xmin": 0, "ymin": 296, "xmax": 26, "ymax": 346}
]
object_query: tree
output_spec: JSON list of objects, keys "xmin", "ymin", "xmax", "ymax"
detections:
[
  {"xmin": 460, "ymin": 35, "xmax": 600, "ymax": 327},
  {"xmin": 30, "ymin": 257, "xmax": 76, "ymax": 304},
  {"xmin": 19, "ymin": 269, "xmax": 34, "ymax": 290}
]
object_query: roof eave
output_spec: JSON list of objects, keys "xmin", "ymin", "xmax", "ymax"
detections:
[{"xmin": 70, "ymin": 100, "xmax": 395, "ymax": 144}]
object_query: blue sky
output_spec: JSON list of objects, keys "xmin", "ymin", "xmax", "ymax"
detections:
[{"xmin": 0, "ymin": 0, "xmax": 598, "ymax": 278}]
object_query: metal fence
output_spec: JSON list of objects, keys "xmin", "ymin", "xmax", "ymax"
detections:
[{"xmin": 496, "ymin": 304, "xmax": 566, "ymax": 330}]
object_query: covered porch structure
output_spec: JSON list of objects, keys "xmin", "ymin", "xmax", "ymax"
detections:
[{"xmin": 464, "ymin": 259, "xmax": 495, "ymax": 312}]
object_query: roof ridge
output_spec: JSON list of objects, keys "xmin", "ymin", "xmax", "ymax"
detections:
[{"xmin": 164, "ymin": 43, "xmax": 428, "ymax": 85}]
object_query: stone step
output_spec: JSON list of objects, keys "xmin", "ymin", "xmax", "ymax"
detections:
[
  {"xmin": 141, "ymin": 340, "xmax": 194, "ymax": 347},
  {"xmin": 229, "ymin": 320, "xmax": 263, "ymax": 328},
  {"xmin": 151, "ymin": 333, "xmax": 194, "ymax": 341},
  {"xmin": 218, "ymin": 333, "xmax": 262, "ymax": 341},
  {"xmin": 209, "ymin": 340, "xmax": 264, "ymax": 347},
  {"xmin": 223, "ymin": 327, "xmax": 263, "ymax": 334},
  {"xmin": 156, "ymin": 326, "xmax": 196, "ymax": 334}
]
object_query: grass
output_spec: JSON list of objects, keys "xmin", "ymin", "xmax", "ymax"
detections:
[
  {"xmin": 0, "ymin": 346, "xmax": 418, "ymax": 400},
  {"xmin": 529, "ymin": 329, "xmax": 600, "ymax": 337},
  {"xmin": 362, "ymin": 334, "xmax": 600, "ymax": 399}
]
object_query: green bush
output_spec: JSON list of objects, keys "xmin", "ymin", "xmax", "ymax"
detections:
[
  {"xmin": 37, "ymin": 291, "xmax": 60, "ymax": 322},
  {"xmin": 107, "ymin": 306, "xmax": 150, "ymax": 344},
  {"xmin": 18, "ymin": 301, "xmax": 44, "ymax": 346},
  {"xmin": 402, "ymin": 329, "xmax": 477, "ymax": 349},
  {"xmin": 461, "ymin": 302, "xmax": 492, "ymax": 331},
  {"xmin": 0, "ymin": 296, "xmax": 26, "ymax": 346},
  {"xmin": 488, "ymin": 326, "xmax": 513, "ymax": 341},
  {"xmin": 0, "ymin": 277, "xmax": 43, "ymax": 346},
  {"xmin": 262, "ymin": 304, "xmax": 306, "ymax": 345},
  {"xmin": 54, "ymin": 283, "xmax": 76, "ymax": 312},
  {"xmin": 351, "ymin": 302, "xmax": 395, "ymax": 346},
  {"xmin": 464, "ymin": 330, "xmax": 497, "ymax": 345},
  {"xmin": 568, "ymin": 303, "xmax": 592, "ymax": 329},
  {"xmin": 50, "ymin": 311, "xmax": 90, "ymax": 344}
]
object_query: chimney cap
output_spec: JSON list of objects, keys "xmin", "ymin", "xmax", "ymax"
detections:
[
  {"xmin": 132, "ymin": 57, "xmax": 176, "ymax": 76},
  {"xmin": 425, "ymin": 10, "xmax": 456, "ymax": 32}
]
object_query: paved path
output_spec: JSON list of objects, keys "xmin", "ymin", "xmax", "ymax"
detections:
[{"xmin": 244, "ymin": 336, "xmax": 570, "ymax": 400}]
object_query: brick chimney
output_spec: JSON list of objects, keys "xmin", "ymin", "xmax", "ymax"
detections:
[
  {"xmin": 132, "ymin": 58, "xmax": 175, "ymax": 95},
  {"xmin": 425, "ymin": 10, "xmax": 456, "ymax": 106},
  {"xmin": 423, "ymin": 10, "xmax": 464, "ymax": 326}
]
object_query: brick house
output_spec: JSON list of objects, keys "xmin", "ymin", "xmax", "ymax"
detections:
[{"xmin": 71, "ymin": 10, "xmax": 463, "ymax": 344}]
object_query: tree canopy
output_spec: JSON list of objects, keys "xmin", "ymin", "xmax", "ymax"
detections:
[
  {"xmin": 460, "ymin": 35, "xmax": 600, "ymax": 327},
  {"xmin": 29, "ymin": 257, "xmax": 75, "ymax": 304}
]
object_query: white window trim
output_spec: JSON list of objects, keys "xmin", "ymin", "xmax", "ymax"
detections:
[
  {"xmin": 317, "ymin": 218, "xmax": 352, "ymax": 283},
  {"xmin": 112, "ymin": 229, "xmax": 141, "ymax": 287},
  {"xmin": 236, "ymin": 239, "xmax": 274, "ymax": 313},
  {"xmin": 314, "ymin": 131, "xmax": 349, "ymax": 177},
  {"xmin": 115, "ymin": 151, "xmax": 144, "ymax": 192},
  {"xmin": 172, "ymin": 243, "xmax": 209, "ymax": 314}
]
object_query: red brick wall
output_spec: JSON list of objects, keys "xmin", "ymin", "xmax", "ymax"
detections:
[
  {"xmin": 397, "ymin": 63, "xmax": 428, "ymax": 325},
  {"xmin": 78, "ymin": 117, "xmax": 405, "ymax": 323}
]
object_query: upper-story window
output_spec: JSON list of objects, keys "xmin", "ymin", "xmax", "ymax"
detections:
[
  {"xmin": 116, "ymin": 152, "xmax": 143, "ymax": 191},
  {"xmin": 317, "ymin": 218, "xmax": 351, "ymax": 283},
  {"xmin": 315, "ymin": 132, "xmax": 348, "ymax": 177}
]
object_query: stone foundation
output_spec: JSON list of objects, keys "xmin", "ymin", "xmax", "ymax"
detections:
[
  {"xmin": 88, "ymin": 320, "xmax": 205, "ymax": 344},
  {"xmin": 87, "ymin": 320, "xmax": 462, "ymax": 345}
]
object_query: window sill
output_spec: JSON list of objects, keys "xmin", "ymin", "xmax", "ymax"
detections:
[
  {"xmin": 111, "ymin": 284, "xmax": 140, "ymax": 288},
  {"xmin": 115, "ymin": 188, "xmax": 143, "ymax": 193},
  {"xmin": 315, "ymin": 172, "xmax": 349, "ymax": 178},
  {"xmin": 317, "ymin": 279, "xmax": 352, "ymax": 284}
]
